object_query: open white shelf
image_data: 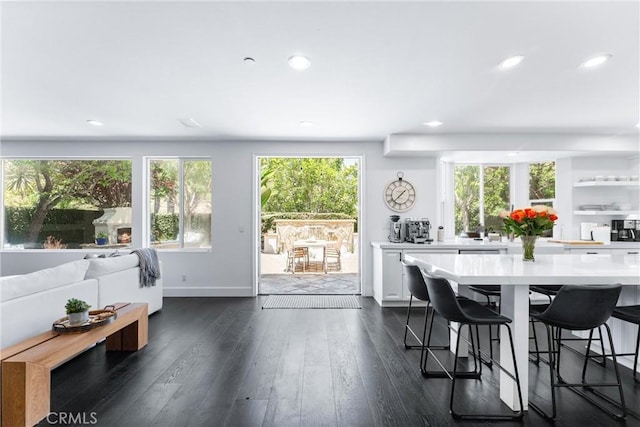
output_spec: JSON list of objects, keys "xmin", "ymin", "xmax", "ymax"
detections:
[
  {"xmin": 574, "ymin": 181, "xmax": 639, "ymax": 187},
  {"xmin": 573, "ymin": 210, "xmax": 639, "ymax": 216}
]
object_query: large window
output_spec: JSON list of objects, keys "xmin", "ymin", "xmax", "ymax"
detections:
[
  {"xmin": 148, "ymin": 158, "xmax": 212, "ymax": 249},
  {"xmin": 2, "ymin": 159, "xmax": 132, "ymax": 249},
  {"xmin": 454, "ymin": 165, "xmax": 510, "ymax": 235}
]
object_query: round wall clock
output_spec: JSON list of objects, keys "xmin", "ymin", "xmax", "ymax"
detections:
[{"xmin": 384, "ymin": 172, "xmax": 416, "ymax": 212}]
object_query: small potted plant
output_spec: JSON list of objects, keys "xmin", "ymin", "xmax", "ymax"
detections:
[
  {"xmin": 65, "ymin": 298, "xmax": 91, "ymax": 325},
  {"xmin": 95, "ymin": 231, "xmax": 108, "ymax": 246}
]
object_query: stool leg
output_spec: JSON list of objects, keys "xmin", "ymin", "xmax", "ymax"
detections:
[
  {"xmin": 449, "ymin": 323, "xmax": 466, "ymax": 417},
  {"xmin": 403, "ymin": 296, "xmax": 413, "ymax": 349},
  {"xmin": 633, "ymin": 325, "xmax": 640, "ymax": 384},
  {"xmin": 548, "ymin": 324, "xmax": 559, "ymax": 419},
  {"xmin": 418, "ymin": 303, "xmax": 431, "ymax": 371}
]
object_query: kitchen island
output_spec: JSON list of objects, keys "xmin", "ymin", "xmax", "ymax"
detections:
[
  {"xmin": 371, "ymin": 239, "xmax": 639, "ymax": 306},
  {"xmin": 403, "ymin": 252, "xmax": 640, "ymax": 412}
]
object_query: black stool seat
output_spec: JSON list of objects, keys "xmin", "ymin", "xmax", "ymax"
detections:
[
  {"xmin": 612, "ymin": 305, "xmax": 640, "ymax": 324},
  {"xmin": 456, "ymin": 299, "xmax": 511, "ymax": 325}
]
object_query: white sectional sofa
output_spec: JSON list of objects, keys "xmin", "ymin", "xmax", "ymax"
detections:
[{"xmin": 0, "ymin": 254, "xmax": 162, "ymax": 349}]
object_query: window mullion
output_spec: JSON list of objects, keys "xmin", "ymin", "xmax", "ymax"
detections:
[
  {"xmin": 178, "ymin": 160, "xmax": 185, "ymax": 249},
  {"xmin": 479, "ymin": 166, "xmax": 485, "ymax": 226}
]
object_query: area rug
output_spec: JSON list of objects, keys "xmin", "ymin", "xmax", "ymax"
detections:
[{"xmin": 262, "ymin": 295, "xmax": 361, "ymax": 309}]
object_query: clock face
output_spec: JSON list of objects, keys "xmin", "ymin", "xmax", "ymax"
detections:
[{"xmin": 384, "ymin": 179, "xmax": 416, "ymax": 212}]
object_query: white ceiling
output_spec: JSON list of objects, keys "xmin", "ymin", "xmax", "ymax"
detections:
[{"xmin": 2, "ymin": 1, "xmax": 639, "ymax": 145}]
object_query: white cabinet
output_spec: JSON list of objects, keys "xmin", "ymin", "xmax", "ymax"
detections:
[
  {"xmin": 372, "ymin": 246, "xmax": 498, "ymax": 307},
  {"xmin": 372, "ymin": 249, "xmax": 403, "ymax": 303}
]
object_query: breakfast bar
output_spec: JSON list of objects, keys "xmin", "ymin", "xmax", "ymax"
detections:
[{"xmin": 403, "ymin": 253, "xmax": 640, "ymax": 412}]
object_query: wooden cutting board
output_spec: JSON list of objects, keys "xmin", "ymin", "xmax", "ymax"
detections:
[{"xmin": 548, "ymin": 239, "xmax": 604, "ymax": 245}]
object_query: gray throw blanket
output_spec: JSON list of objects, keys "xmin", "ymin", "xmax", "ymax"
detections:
[{"xmin": 131, "ymin": 248, "xmax": 161, "ymax": 287}]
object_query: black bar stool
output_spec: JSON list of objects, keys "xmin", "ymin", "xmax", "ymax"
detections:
[
  {"xmin": 529, "ymin": 284, "xmax": 607, "ymax": 366},
  {"xmin": 402, "ymin": 262, "xmax": 462, "ymax": 374},
  {"xmin": 530, "ymin": 284, "xmax": 626, "ymax": 421},
  {"xmin": 422, "ymin": 274, "xmax": 524, "ymax": 420},
  {"xmin": 605, "ymin": 304, "xmax": 639, "ymax": 383}
]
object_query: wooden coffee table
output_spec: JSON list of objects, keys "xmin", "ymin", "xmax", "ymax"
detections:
[{"xmin": 1, "ymin": 302, "xmax": 148, "ymax": 427}]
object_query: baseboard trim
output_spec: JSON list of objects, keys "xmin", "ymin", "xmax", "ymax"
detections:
[{"xmin": 163, "ymin": 287, "xmax": 254, "ymax": 297}]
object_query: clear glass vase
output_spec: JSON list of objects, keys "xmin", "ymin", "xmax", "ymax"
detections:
[{"xmin": 521, "ymin": 235, "xmax": 537, "ymax": 261}]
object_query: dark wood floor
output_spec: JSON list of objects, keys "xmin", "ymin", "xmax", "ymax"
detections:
[{"xmin": 40, "ymin": 297, "xmax": 639, "ymax": 426}]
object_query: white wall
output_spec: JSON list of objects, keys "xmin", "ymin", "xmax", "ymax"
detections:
[
  {"xmin": 1, "ymin": 139, "xmax": 636, "ymax": 296},
  {"xmin": 0, "ymin": 139, "xmax": 439, "ymax": 297}
]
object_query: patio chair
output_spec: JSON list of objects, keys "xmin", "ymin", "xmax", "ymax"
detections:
[
  {"xmin": 324, "ymin": 236, "xmax": 342, "ymax": 272},
  {"xmin": 284, "ymin": 237, "xmax": 308, "ymax": 273}
]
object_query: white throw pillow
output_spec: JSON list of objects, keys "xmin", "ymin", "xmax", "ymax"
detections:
[
  {"xmin": 0, "ymin": 259, "xmax": 90, "ymax": 302},
  {"xmin": 85, "ymin": 254, "xmax": 139, "ymax": 279}
]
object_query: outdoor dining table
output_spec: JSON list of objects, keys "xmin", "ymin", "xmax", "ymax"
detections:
[
  {"xmin": 403, "ymin": 252, "xmax": 640, "ymax": 412},
  {"xmin": 294, "ymin": 239, "xmax": 328, "ymax": 272}
]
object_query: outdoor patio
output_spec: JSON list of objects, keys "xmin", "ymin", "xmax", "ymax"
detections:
[{"xmin": 259, "ymin": 251, "xmax": 360, "ymax": 294}]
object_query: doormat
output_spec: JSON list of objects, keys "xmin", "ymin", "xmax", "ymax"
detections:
[{"xmin": 262, "ymin": 295, "xmax": 361, "ymax": 309}]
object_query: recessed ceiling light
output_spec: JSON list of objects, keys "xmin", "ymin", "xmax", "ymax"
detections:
[
  {"xmin": 86, "ymin": 120, "xmax": 103, "ymax": 126},
  {"xmin": 243, "ymin": 57, "xmax": 255, "ymax": 64},
  {"xmin": 288, "ymin": 55, "xmax": 311, "ymax": 70},
  {"xmin": 498, "ymin": 55, "xmax": 525, "ymax": 70},
  {"xmin": 422, "ymin": 120, "xmax": 443, "ymax": 128},
  {"xmin": 581, "ymin": 54, "xmax": 612, "ymax": 68},
  {"xmin": 636, "ymin": 122, "xmax": 640, "ymax": 128},
  {"xmin": 299, "ymin": 121, "xmax": 313, "ymax": 127}
]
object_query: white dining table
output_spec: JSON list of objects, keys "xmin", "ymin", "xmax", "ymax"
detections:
[{"xmin": 403, "ymin": 253, "xmax": 640, "ymax": 412}]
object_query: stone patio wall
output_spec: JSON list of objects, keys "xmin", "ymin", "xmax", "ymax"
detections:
[{"xmin": 272, "ymin": 219, "xmax": 356, "ymax": 254}]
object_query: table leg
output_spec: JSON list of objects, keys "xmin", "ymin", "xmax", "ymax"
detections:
[{"xmin": 500, "ymin": 284, "xmax": 529, "ymax": 411}]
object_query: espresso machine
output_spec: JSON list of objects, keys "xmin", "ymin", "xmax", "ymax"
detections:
[
  {"xmin": 404, "ymin": 218, "xmax": 432, "ymax": 244},
  {"xmin": 388, "ymin": 215, "xmax": 403, "ymax": 243}
]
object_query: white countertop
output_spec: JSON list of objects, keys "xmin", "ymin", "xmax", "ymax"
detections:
[
  {"xmin": 370, "ymin": 239, "xmax": 640, "ymax": 250},
  {"xmin": 404, "ymin": 253, "xmax": 640, "ymax": 285}
]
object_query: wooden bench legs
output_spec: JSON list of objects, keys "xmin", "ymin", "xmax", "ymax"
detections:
[
  {"xmin": 105, "ymin": 307, "xmax": 148, "ymax": 351},
  {"xmin": 2, "ymin": 361, "xmax": 50, "ymax": 427}
]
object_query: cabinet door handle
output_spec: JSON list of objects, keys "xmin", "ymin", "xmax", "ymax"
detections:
[
  {"xmin": 586, "ymin": 252, "xmax": 598, "ymax": 254},
  {"xmin": 628, "ymin": 251, "xmax": 639, "ymax": 255}
]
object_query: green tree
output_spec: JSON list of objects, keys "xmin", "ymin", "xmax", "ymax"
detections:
[
  {"xmin": 529, "ymin": 162, "xmax": 556, "ymax": 200},
  {"xmin": 150, "ymin": 160, "xmax": 178, "ymax": 215},
  {"xmin": 483, "ymin": 166, "xmax": 510, "ymax": 231},
  {"xmin": 260, "ymin": 158, "xmax": 358, "ymax": 216},
  {"xmin": 3, "ymin": 160, "xmax": 131, "ymax": 243},
  {"xmin": 183, "ymin": 160, "xmax": 211, "ymax": 233},
  {"xmin": 454, "ymin": 165, "xmax": 480, "ymax": 234}
]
